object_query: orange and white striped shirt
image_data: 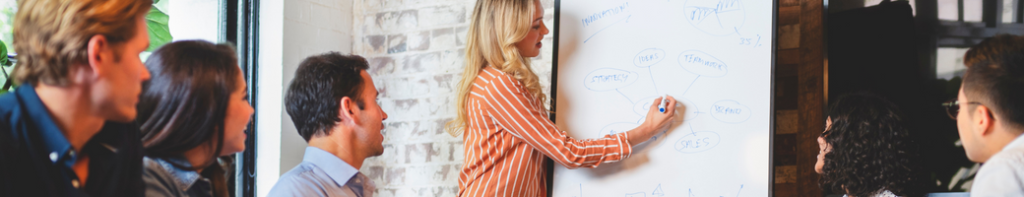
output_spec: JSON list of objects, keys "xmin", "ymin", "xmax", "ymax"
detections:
[{"xmin": 458, "ymin": 67, "xmax": 634, "ymax": 197}]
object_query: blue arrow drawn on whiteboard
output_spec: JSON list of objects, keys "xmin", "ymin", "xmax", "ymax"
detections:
[{"xmin": 584, "ymin": 15, "xmax": 631, "ymax": 43}]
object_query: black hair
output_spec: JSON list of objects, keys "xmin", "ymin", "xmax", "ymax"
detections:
[
  {"xmin": 285, "ymin": 52, "xmax": 370, "ymax": 142},
  {"xmin": 819, "ymin": 92, "xmax": 925, "ymax": 197},
  {"xmin": 962, "ymin": 34, "xmax": 1024, "ymax": 128},
  {"xmin": 136, "ymin": 40, "xmax": 240, "ymax": 197}
]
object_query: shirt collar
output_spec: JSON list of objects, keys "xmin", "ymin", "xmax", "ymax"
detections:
[
  {"xmin": 16, "ymin": 84, "xmax": 75, "ymax": 168},
  {"xmin": 146, "ymin": 157, "xmax": 203, "ymax": 191},
  {"xmin": 303, "ymin": 146, "xmax": 359, "ymax": 186}
]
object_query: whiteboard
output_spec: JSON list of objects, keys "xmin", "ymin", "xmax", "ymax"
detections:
[{"xmin": 551, "ymin": 0, "xmax": 775, "ymax": 196}]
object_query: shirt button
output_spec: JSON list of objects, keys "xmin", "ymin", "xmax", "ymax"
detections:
[
  {"xmin": 68, "ymin": 150, "xmax": 75, "ymax": 158},
  {"xmin": 71, "ymin": 179, "xmax": 80, "ymax": 188},
  {"xmin": 49, "ymin": 152, "xmax": 58, "ymax": 162}
]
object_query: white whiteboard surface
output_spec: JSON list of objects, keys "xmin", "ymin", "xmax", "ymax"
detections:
[{"xmin": 552, "ymin": 0, "xmax": 774, "ymax": 196}]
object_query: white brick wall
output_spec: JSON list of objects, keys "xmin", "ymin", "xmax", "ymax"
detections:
[{"xmin": 351, "ymin": 0, "xmax": 556, "ymax": 196}]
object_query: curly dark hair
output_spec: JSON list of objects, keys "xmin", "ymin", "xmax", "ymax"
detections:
[{"xmin": 819, "ymin": 92, "xmax": 925, "ymax": 197}]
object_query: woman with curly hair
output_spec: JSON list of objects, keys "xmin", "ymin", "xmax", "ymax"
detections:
[{"xmin": 816, "ymin": 92, "xmax": 927, "ymax": 197}]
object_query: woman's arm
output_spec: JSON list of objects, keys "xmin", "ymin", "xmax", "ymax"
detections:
[{"xmin": 478, "ymin": 74, "xmax": 676, "ymax": 168}]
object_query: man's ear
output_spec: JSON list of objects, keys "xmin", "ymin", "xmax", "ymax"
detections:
[
  {"xmin": 85, "ymin": 35, "xmax": 111, "ymax": 78},
  {"xmin": 338, "ymin": 96, "xmax": 360, "ymax": 126},
  {"xmin": 974, "ymin": 105, "xmax": 996, "ymax": 137}
]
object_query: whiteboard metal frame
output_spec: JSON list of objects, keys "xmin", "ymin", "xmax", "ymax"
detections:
[{"xmin": 547, "ymin": 0, "xmax": 780, "ymax": 195}]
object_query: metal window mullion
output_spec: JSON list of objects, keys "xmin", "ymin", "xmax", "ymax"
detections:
[
  {"xmin": 1018, "ymin": 0, "xmax": 1023, "ymax": 23},
  {"xmin": 960, "ymin": 0, "xmax": 966, "ymax": 22}
]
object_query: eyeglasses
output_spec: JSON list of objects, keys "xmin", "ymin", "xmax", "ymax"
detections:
[{"xmin": 942, "ymin": 98, "xmax": 982, "ymax": 120}]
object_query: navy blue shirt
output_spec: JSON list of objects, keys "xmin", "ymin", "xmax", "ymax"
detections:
[{"xmin": 0, "ymin": 84, "xmax": 144, "ymax": 197}]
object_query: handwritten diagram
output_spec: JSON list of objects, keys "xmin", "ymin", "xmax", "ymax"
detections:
[
  {"xmin": 684, "ymin": 0, "xmax": 745, "ymax": 36},
  {"xmin": 586, "ymin": 48, "xmax": 751, "ymax": 154},
  {"xmin": 709, "ymin": 100, "xmax": 751, "ymax": 123},
  {"xmin": 555, "ymin": 0, "xmax": 772, "ymax": 195},
  {"xmin": 581, "ymin": 2, "xmax": 632, "ymax": 43},
  {"xmin": 686, "ymin": 185, "xmax": 744, "ymax": 197},
  {"xmin": 608, "ymin": 184, "xmax": 744, "ymax": 197},
  {"xmin": 674, "ymin": 126, "xmax": 721, "ymax": 153},
  {"xmin": 622, "ymin": 184, "xmax": 666, "ymax": 197}
]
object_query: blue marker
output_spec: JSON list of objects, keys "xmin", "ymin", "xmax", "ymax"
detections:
[{"xmin": 658, "ymin": 95, "xmax": 668, "ymax": 113}]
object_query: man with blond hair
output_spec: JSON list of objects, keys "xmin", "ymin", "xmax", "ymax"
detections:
[{"xmin": 0, "ymin": 0, "xmax": 153, "ymax": 196}]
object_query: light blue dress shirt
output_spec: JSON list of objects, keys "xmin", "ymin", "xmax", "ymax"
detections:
[{"xmin": 267, "ymin": 147, "xmax": 375, "ymax": 197}]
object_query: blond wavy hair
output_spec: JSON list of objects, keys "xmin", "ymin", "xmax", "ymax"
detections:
[
  {"xmin": 12, "ymin": 0, "xmax": 152, "ymax": 86},
  {"xmin": 445, "ymin": 0, "xmax": 545, "ymax": 136}
]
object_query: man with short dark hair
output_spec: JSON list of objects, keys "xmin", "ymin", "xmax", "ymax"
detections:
[
  {"xmin": 269, "ymin": 52, "xmax": 388, "ymax": 197},
  {"xmin": 951, "ymin": 34, "xmax": 1024, "ymax": 196},
  {"xmin": 0, "ymin": 0, "xmax": 153, "ymax": 196}
]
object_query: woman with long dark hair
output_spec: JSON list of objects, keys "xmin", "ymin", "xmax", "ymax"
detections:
[
  {"xmin": 816, "ymin": 92, "xmax": 926, "ymax": 197},
  {"xmin": 136, "ymin": 40, "xmax": 253, "ymax": 197}
]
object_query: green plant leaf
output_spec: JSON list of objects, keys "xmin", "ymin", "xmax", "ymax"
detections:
[
  {"xmin": 0, "ymin": 40, "xmax": 9, "ymax": 66},
  {"xmin": 145, "ymin": 6, "xmax": 171, "ymax": 51},
  {"xmin": 0, "ymin": 39, "xmax": 10, "ymax": 93}
]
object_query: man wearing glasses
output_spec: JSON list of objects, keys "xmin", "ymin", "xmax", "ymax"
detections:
[{"xmin": 945, "ymin": 34, "xmax": 1024, "ymax": 196}]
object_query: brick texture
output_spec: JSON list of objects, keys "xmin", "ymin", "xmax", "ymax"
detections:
[{"xmin": 351, "ymin": 0, "xmax": 556, "ymax": 196}]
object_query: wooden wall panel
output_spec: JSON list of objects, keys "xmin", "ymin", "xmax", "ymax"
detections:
[
  {"xmin": 773, "ymin": 0, "xmax": 825, "ymax": 196},
  {"xmin": 796, "ymin": 0, "xmax": 825, "ymax": 196}
]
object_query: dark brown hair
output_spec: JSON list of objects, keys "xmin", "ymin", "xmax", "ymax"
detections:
[
  {"xmin": 962, "ymin": 34, "xmax": 1024, "ymax": 129},
  {"xmin": 136, "ymin": 40, "xmax": 240, "ymax": 197},
  {"xmin": 12, "ymin": 0, "xmax": 152, "ymax": 86},
  {"xmin": 285, "ymin": 52, "xmax": 370, "ymax": 142}
]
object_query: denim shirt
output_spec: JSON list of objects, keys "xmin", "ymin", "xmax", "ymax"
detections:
[
  {"xmin": 143, "ymin": 156, "xmax": 214, "ymax": 197},
  {"xmin": 0, "ymin": 84, "xmax": 144, "ymax": 197}
]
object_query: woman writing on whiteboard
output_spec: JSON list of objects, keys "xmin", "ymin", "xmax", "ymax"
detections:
[
  {"xmin": 446, "ymin": 0, "xmax": 678, "ymax": 196},
  {"xmin": 816, "ymin": 93, "xmax": 927, "ymax": 197}
]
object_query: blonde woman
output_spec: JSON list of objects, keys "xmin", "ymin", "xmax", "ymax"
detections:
[{"xmin": 448, "ymin": 0, "xmax": 678, "ymax": 196}]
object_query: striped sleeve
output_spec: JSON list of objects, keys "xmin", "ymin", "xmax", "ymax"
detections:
[{"xmin": 481, "ymin": 74, "xmax": 633, "ymax": 169}]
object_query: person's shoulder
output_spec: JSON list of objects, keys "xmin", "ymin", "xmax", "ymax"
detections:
[
  {"xmin": 976, "ymin": 148, "xmax": 1024, "ymax": 178},
  {"xmin": 0, "ymin": 91, "xmax": 17, "ymax": 114},
  {"xmin": 972, "ymin": 145, "xmax": 1024, "ymax": 195},
  {"xmin": 987, "ymin": 142, "xmax": 1024, "ymax": 168},
  {"xmin": 874, "ymin": 190, "xmax": 899, "ymax": 197},
  {"xmin": 269, "ymin": 162, "xmax": 330, "ymax": 195},
  {"xmin": 0, "ymin": 92, "xmax": 22, "ymax": 158},
  {"xmin": 278, "ymin": 162, "xmax": 320, "ymax": 179},
  {"xmin": 142, "ymin": 157, "xmax": 183, "ymax": 196},
  {"xmin": 478, "ymin": 67, "xmax": 528, "ymax": 91},
  {"xmin": 477, "ymin": 67, "xmax": 515, "ymax": 83},
  {"xmin": 141, "ymin": 157, "xmax": 180, "ymax": 186},
  {"xmin": 142, "ymin": 157, "xmax": 167, "ymax": 174},
  {"xmin": 0, "ymin": 91, "xmax": 20, "ymax": 133}
]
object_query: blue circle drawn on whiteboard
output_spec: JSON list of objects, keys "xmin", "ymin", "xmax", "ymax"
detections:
[
  {"xmin": 633, "ymin": 96, "xmax": 699, "ymax": 121},
  {"xmin": 683, "ymin": 0, "xmax": 745, "ymax": 36},
  {"xmin": 678, "ymin": 50, "xmax": 728, "ymax": 77},
  {"xmin": 674, "ymin": 131, "xmax": 721, "ymax": 153},
  {"xmin": 710, "ymin": 100, "xmax": 751, "ymax": 123},
  {"xmin": 598, "ymin": 122, "xmax": 641, "ymax": 137},
  {"xmin": 633, "ymin": 48, "xmax": 666, "ymax": 68},
  {"xmin": 584, "ymin": 68, "xmax": 639, "ymax": 91}
]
